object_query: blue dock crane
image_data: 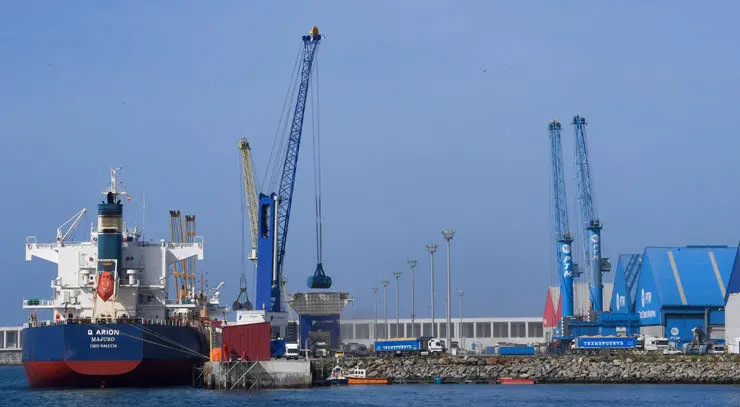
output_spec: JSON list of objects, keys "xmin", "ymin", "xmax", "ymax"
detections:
[
  {"xmin": 255, "ymin": 26, "xmax": 330, "ymax": 313},
  {"xmin": 573, "ymin": 114, "xmax": 610, "ymax": 313},
  {"xmin": 549, "ymin": 119, "xmax": 576, "ymax": 319}
]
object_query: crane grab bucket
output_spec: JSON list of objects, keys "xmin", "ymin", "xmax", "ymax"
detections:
[{"xmin": 307, "ymin": 263, "xmax": 332, "ymax": 289}]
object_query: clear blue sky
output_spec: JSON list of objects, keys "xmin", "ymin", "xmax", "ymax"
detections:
[{"xmin": 1, "ymin": 1, "xmax": 739, "ymax": 325}]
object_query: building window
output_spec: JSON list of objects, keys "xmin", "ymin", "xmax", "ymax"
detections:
[
  {"xmin": 511, "ymin": 322, "xmax": 526, "ymax": 338},
  {"xmin": 439, "ymin": 323, "xmax": 455, "ymax": 338},
  {"xmin": 528, "ymin": 322, "xmax": 543, "ymax": 338},
  {"xmin": 355, "ymin": 323, "xmax": 370, "ymax": 339},
  {"xmin": 493, "ymin": 322, "xmax": 509, "ymax": 338},
  {"xmin": 475, "ymin": 322, "xmax": 491, "ymax": 338},
  {"xmin": 390, "ymin": 323, "xmax": 403, "ymax": 338},
  {"xmin": 461, "ymin": 322, "xmax": 474, "ymax": 338},
  {"xmin": 375, "ymin": 324, "xmax": 386, "ymax": 339},
  {"xmin": 340, "ymin": 324, "xmax": 353, "ymax": 341},
  {"xmin": 422, "ymin": 323, "xmax": 433, "ymax": 336}
]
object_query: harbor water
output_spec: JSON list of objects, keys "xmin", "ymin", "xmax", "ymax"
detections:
[{"xmin": 3, "ymin": 366, "xmax": 740, "ymax": 406}]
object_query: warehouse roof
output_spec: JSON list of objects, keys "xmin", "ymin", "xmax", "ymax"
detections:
[
  {"xmin": 639, "ymin": 246, "xmax": 735, "ymax": 307},
  {"xmin": 610, "ymin": 254, "xmax": 642, "ymax": 313}
]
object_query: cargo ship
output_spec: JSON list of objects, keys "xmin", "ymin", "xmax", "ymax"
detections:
[{"xmin": 22, "ymin": 168, "xmax": 225, "ymax": 387}]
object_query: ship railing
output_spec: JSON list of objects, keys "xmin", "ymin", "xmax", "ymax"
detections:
[
  {"xmin": 24, "ymin": 317, "xmax": 206, "ymax": 329},
  {"xmin": 25, "ymin": 236, "xmax": 92, "ymax": 248},
  {"xmin": 22, "ymin": 298, "xmax": 55, "ymax": 307},
  {"xmin": 165, "ymin": 299, "xmax": 199, "ymax": 305}
]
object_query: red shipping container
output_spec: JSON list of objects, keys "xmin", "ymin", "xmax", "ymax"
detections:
[{"xmin": 221, "ymin": 322, "xmax": 271, "ymax": 362}]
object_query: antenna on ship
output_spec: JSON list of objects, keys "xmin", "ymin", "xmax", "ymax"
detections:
[
  {"xmin": 141, "ymin": 193, "xmax": 147, "ymax": 241},
  {"xmin": 103, "ymin": 167, "xmax": 130, "ymax": 203}
]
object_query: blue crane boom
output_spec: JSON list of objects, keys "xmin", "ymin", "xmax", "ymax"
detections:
[
  {"xmin": 573, "ymin": 113, "xmax": 608, "ymax": 313},
  {"xmin": 255, "ymin": 27, "xmax": 322, "ymax": 312},
  {"xmin": 549, "ymin": 119, "xmax": 575, "ymax": 319},
  {"xmin": 276, "ymin": 27, "xmax": 322, "ymax": 286}
]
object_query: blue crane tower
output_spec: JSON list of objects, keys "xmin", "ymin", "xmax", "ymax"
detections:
[
  {"xmin": 573, "ymin": 113, "xmax": 609, "ymax": 313},
  {"xmin": 549, "ymin": 119, "xmax": 575, "ymax": 318},
  {"xmin": 255, "ymin": 27, "xmax": 328, "ymax": 313}
]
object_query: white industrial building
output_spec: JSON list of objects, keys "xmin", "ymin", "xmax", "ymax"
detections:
[
  {"xmin": 339, "ymin": 316, "xmax": 545, "ymax": 350},
  {"xmin": 725, "ymin": 249, "xmax": 740, "ymax": 353}
]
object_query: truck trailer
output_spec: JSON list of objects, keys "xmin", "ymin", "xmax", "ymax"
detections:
[
  {"xmin": 373, "ymin": 337, "xmax": 446, "ymax": 356},
  {"xmin": 571, "ymin": 336, "xmax": 638, "ymax": 354}
]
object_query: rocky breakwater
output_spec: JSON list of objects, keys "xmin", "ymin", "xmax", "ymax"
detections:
[{"xmin": 315, "ymin": 354, "xmax": 740, "ymax": 384}]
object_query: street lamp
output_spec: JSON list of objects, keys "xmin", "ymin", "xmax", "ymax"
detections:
[
  {"xmin": 442, "ymin": 228, "xmax": 455, "ymax": 352},
  {"xmin": 458, "ymin": 289, "xmax": 464, "ymax": 349},
  {"xmin": 407, "ymin": 259, "xmax": 419, "ymax": 335},
  {"xmin": 392, "ymin": 271, "xmax": 402, "ymax": 337},
  {"xmin": 371, "ymin": 287, "xmax": 379, "ymax": 341},
  {"xmin": 426, "ymin": 244, "xmax": 438, "ymax": 337},
  {"xmin": 381, "ymin": 280, "xmax": 389, "ymax": 339}
]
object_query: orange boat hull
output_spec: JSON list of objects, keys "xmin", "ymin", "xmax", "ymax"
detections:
[
  {"xmin": 498, "ymin": 377, "xmax": 535, "ymax": 385},
  {"xmin": 347, "ymin": 377, "xmax": 389, "ymax": 385}
]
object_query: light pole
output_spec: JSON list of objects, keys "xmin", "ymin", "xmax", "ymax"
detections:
[
  {"xmin": 458, "ymin": 289, "xmax": 464, "ymax": 349},
  {"xmin": 371, "ymin": 287, "xmax": 379, "ymax": 341},
  {"xmin": 442, "ymin": 228, "xmax": 455, "ymax": 352},
  {"xmin": 381, "ymin": 280, "xmax": 389, "ymax": 339},
  {"xmin": 407, "ymin": 259, "xmax": 419, "ymax": 336},
  {"xmin": 426, "ymin": 244, "xmax": 438, "ymax": 337},
  {"xmin": 392, "ymin": 271, "xmax": 402, "ymax": 337}
]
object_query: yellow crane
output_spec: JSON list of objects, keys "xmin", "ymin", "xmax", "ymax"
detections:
[
  {"xmin": 185, "ymin": 214, "xmax": 197, "ymax": 297},
  {"xmin": 169, "ymin": 210, "xmax": 197, "ymax": 302},
  {"xmin": 239, "ymin": 137, "xmax": 259, "ymax": 262},
  {"xmin": 169, "ymin": 210, "xmax": 187, "ymax": 302}
]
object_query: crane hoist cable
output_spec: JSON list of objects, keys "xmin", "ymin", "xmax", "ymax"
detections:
[
  {"xmin": 262, "ymin": 43, "xmax": 303, "ymax": 194},
  {"xmin": 307, "ymin": 44, "xmax": 332, "ymax": 290}
]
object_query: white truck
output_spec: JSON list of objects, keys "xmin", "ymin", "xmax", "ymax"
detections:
[
  {"xmin": 373, "ymin": 337, "xmax": 446, "ymax": 356},
  {"xmin": 285, "ymin": 342, "xmax": 300, "ymax": 360},
  {"xmin": 638, "ymin": 335, "xmax": 670, "ymax": 352}
]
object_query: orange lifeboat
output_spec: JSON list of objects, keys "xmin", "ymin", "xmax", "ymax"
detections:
[{"xmin": 97, "ymin": 271, "xmax": 115, "ymax": 301}]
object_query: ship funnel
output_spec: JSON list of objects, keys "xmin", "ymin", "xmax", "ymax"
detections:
[{"xmin": 97, "ymin": 169, "xmax": 125, "ymax": 282}]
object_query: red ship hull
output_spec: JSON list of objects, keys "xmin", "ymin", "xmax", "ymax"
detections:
[
  {"xmin": 24, "ymin": 360, "xmax": 198, "ymax": 388},
  {"xmin": 22, "ymin": 323, "xmax": 208, "ymax": 388}
]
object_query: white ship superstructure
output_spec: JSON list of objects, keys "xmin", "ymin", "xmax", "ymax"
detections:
[{"xmin": 22, "ymin": 168, "xmax": 221, "ymax": 323}]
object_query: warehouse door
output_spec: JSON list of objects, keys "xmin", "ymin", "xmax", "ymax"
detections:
[{"xmin": 664, "ymin": 314, "xmax": 704, "ymax": 344}]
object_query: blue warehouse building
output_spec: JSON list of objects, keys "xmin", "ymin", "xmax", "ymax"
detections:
[
  {"xmin": 633, "ymin": 246, "xmax": 735, "ymax": 345},
  {"xmin": 610, "ymin": 254, "xmax": 643, "ymax": 314}
]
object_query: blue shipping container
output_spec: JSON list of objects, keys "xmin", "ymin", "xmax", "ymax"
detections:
[
  {"xmin": 576, "ymin": 337, "xmax": 637, "ymax": 349},
  {"xmin": 498, "ymin": 346, "xmax": 535, "ymax": 355},
  {"xmin": 270, "ymin": 339, "xmax": 286, "ymax": 357}
]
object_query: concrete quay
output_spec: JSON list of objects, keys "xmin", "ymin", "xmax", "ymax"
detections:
[{"xmin": 200, "ymin": 360, "xmax": 311, "ymax": 390}]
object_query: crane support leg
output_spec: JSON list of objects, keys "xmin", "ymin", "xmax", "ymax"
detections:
[
  {"xmin": 588, "ymin": 223, "xmax": 603, "ymax": 312},
  {"xmin": 256, "ymin": 193, "xmax": 281, "ymax": 312},
  {"xmin": 559, "ymin": 238, "xmax": 575, "ymax": 318}
]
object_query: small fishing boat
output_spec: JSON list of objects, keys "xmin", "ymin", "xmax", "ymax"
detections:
[
  {"xmin": 498, "ymin": 377, "xmax": 535, "ymax": 385},
  {"xmin": 346, "ymin": 366, "xmax": 389, "ymax": 385},
  {"xmin": 327, "ymin": 365, "xmax": 348, "ymax": 385}
]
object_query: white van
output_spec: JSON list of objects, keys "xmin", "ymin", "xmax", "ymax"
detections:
[{"xmin": 285, "ymin": 342, "xmax": 300, "ymax": 360}]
